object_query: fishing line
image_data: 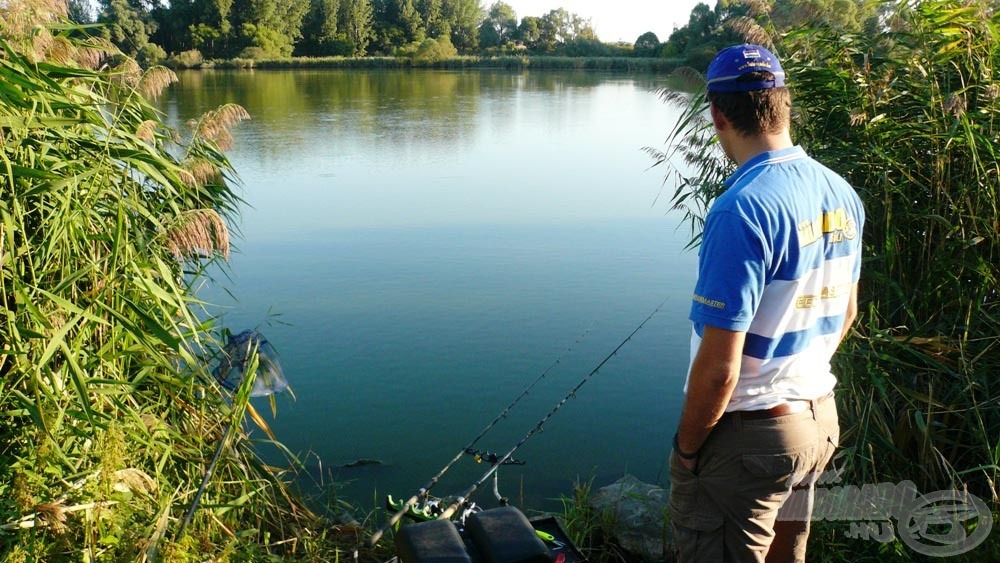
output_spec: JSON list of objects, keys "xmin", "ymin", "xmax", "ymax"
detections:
[
  {"xmin": 433, "ymin": 298, "xmax": 667, "ymax": 521},
  {"xmin": 368, "ymin": 323, "xmax": 594, "ymax": 545}
]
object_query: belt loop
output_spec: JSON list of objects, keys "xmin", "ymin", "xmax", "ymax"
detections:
[
  {"xmin": 731, "ymin": 410, "xmax": 743, "ymax": 431},
  {"xmin": 809, "ymin": 397, "xmax": 818, "ymax": 420}
]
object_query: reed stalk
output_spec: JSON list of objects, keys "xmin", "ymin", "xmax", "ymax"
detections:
[{"xmin": 0, "ymin": 13, "xmax": 346, "ymax": 561}]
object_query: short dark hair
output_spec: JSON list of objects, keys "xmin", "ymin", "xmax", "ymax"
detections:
[{"xmin": 707, "ymin": 72, "xmax": 791, "ymax": 137}]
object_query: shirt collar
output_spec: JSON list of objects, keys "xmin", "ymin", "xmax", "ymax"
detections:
[{"xmin": 724, "ymin": 145, "xmax": 806, "ymax": 188}]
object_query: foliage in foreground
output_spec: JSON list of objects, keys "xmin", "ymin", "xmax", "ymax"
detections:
[
  {"xmin": 0, "ymin": 9, "xmax": 369, "ymax": 561},
  {"xmin": 653, "ymin": 0, "xmax": 999, "ymax": 558},
  {"xmin": 556, "ymin": 478, "xmax": 630, "ymax": 563},
  {"xmin": 785, "ymin": 0, "xmax": 1000, "ymax": 503}
]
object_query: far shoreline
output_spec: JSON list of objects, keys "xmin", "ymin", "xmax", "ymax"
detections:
[{"xmin": 167, "ymin": 54, "xmax": 684, "ymax": 74}]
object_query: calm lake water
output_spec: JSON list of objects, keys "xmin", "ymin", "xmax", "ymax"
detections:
[{"xmin": 161, "ymin": 69, "xmax": 698, "ymax": 513}]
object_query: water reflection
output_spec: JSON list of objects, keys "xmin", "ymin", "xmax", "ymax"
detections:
[{"xmin": 158, "ymin": 70, "xmax": 697, "ymax": 512}]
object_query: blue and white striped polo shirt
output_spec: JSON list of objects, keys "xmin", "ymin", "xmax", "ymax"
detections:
[{"xmin": 687, "ymin": 146, "xmax": 864, "ymax": 411}]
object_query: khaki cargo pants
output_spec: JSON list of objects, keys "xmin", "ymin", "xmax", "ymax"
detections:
[{"xmin": 669, "ymin": 394, "xmax": 838, "ymax": 563}]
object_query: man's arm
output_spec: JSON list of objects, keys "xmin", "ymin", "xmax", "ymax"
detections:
[
  {"xmin": 675, "ymin": 325, "xmax": 745, "ymax": 470},
  {"xmin": 839, "ymin": 282, "xmax": 859, "ymax": 344}
]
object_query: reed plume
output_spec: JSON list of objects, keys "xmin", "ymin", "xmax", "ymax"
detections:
[
  {"xmin": 136, "ymin": 120, "xmax": 158, "ymax": 142},
  {"xmin": 164, "ymin": 209, "xmax": 231, "ymax": 261},
  {"xmin": 112, "ymin": 59, "xmax": 143, "ymax": 90},
  {"xmin": 180, "ymin": 158, "xmax": 224, "ymax": 187},
  {"xmin": 138, "ymin": 66, "xmax": 178, "ymax": 100},
  {"xmin": 189, "ymin": 104, "xmax": 252, "ymax": 151},
  {"xmin": 671, "ymin": 66, "xmax": 706, "ymax": 92},
  {"xmin": 741, "ymin": 0, "xmax": 770, "ymax": 18},
  {"xmin": 0, "ymin": 0, "xmax": 66, "ymax": 61},
  {"xmin": 725, "ymin": 16, "xmax": 773, "ymax": 48}
]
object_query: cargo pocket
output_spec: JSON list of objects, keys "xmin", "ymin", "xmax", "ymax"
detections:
[{"xmin": 668, "ymin": 451, "xmax": 723, "ymax": 562}]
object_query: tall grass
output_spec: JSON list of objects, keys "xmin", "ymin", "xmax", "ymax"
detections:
[
  {"xmin": 0, "ymin": 10, "xmax": 353, "ymax": 561},
  {"xmin": 785, "ymin": 0, "xmax": 1000, "ymax": 501},
  {"xmin": 652, "ymin": 0, "xmax": 998, "ymax": 536}
]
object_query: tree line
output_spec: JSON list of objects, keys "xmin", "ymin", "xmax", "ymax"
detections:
[
  {"xmin": 75, "ymin": 0, "xmax": 884, "ymax": 67},
  {"xmin": 76, "ymin": 0, "xmax": 619, "ymax": 63}
]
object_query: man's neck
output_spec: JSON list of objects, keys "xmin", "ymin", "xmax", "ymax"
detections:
[{"xmin": 731, "ymin": 131, "xmax": 794, "ymax": 166}]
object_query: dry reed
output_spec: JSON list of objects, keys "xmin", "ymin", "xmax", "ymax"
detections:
[
  {"xmin": 139, "ymin": 66, "xmax": 178, "ymax": 99},
  {"xmin": 180, "ymin": 158, "xmax": 224, "ymax": 187},
  {"xmin": 189, "ymin": 104, "xmax": 251, "ymax": 151},
  {"xmin": 136, "ymin": 120, "xmax": 158, "ymax": 142},
  {"xmin": 164, "ymin": 209, "xmax": 231, "ymax": 261},
  {"xmin": 725, "ymin": 16, "xmax": 773, "ymax": 48}
]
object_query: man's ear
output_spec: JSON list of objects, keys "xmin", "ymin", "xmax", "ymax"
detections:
[{"xmin": 709, "ymin": 101, "xmax": 728, "ymax": 131}]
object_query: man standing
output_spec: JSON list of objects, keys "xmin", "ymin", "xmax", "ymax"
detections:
[{"xmin": 669, "ymin": 44, "xmax": 865, "ymax": 562}]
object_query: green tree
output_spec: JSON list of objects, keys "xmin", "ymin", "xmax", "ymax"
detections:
[
  {"xmin": 478, "ymin": 18, "xmax": 500, "ymax": 48},
  {"xmin": 418, "ymin": 0, "xmax": 445, "ymax": 37},
  {"xmin": 441, "ymin": 0, "xmax": 482, "ymax": 53},
  {"xmin": 190, "ymin": 22, "xmax": 223, "ymax": 53},
  {"xmin": 343, "ymin": 0, "xmax": 375, "ymax": 54},
  {"xmin": 527, "ymin": 8, "xmax": 595, "ymax": 53},
  {"xmin": 537, "ymin": 7, "xmax": 571, "ymax": 51},
  {"xmin": 68, "ymin": 0, "xmax": 92, "ymax": 22},
  {"xmin": 573, "ymin": 15, "xmax": 597, "ymax": 41},
  {"xmin": 155, "ymin": 0, "xmax": 234, "ymax": 56},
  {"xmin": 98, "ymin": 0, "xmax": 157, "ymax": 56},
  {"xmin": 299, "ymin": 0, "xmax": 342, "ymax": 55},
  {"xmin": 664, "ymin": 0, "xmax": 751, "ymax": 69},
  {"xmin": 399, "ymin": 0, "xmax": 425, "ymax": 42},
  {"xmin": 229, "ymin": 0, "xmax": 309, "ymax": 57},
  {"xmin": 482, "ymin": 1, "xmax": 516, "ymax": 46},
  {"xmin": 634, "ymin": 31, "xmax": 659, "ymax": 56},
  {"xmin": 413, "ymin": 34, "xmax": 458, "ymax": 60},
  {"xmin": 515, "ymin": 15, "xmax": 541, "ymax": 50},
  {"xmin": 633, "ymin": 31, "xmax": 660, "ymax": 56}
]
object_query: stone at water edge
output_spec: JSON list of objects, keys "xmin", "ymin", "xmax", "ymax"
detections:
[{"xmin": 589, "ymin": 474, "xmax": 670, "ymax": 561}]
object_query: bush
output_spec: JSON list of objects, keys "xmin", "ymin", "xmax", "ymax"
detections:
[
  {"xmin": 169, "ymin": 48, "xmax": 203, "ymax": 69},
  {"xmin": 137, "ymin": 42, "xmax": 167, "ymax": 67},
  {"xmin": 414, "ymin": 37, "xmax": 458, "ymax": 62},
  {"xmin": 229, "ymin": 57, "xmax": 255, "ymax": 69},
  {"xmin": 238, "ymin": 46, "xmax": 270, "ymax": 61}
]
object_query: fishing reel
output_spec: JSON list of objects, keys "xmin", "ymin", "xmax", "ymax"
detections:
[
  {"xmin": 464, "ymin": 448, "xmax": 526, "ymax": 466},
  {"xmin": 463, "ymin": 448, "xmax": 527, "ymax": 506}
]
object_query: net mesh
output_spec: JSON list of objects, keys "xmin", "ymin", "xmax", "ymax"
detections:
[{"xmin": 213, "ymin": 330, "xmax": 289, "ymax": 397}]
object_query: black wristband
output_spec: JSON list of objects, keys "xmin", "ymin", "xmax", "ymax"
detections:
[{"xmin": 673, "ymin": 432, "xmax": 699, "ymax": 460}]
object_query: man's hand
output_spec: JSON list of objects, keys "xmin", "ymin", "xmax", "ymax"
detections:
[{"xmin": 679, "ymin": 454, "xmax": 698, "ymax": 473}]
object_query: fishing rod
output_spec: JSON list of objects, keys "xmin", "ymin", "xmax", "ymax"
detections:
[
  {"xmin": 434, "ymin": 299, "xmax": 666, "ymax": 521},
  {"xmin": 367, "ymin": 324, "xmax": 593, "ymax": 546}
]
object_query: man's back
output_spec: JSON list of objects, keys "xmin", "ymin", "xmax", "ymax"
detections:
[{"xmin": 690, "ymin": 146, "xmax": 865, "ymax": 410}]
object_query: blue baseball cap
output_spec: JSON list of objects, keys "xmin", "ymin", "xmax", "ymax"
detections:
[{"xmin": 706, "ymin": 44, "xmax": 786, "ymax": 93}]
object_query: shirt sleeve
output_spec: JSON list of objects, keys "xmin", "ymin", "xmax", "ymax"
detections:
[{"xmin": 689, "ymin": 209, "xmax": 767, "ymax": 332}]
